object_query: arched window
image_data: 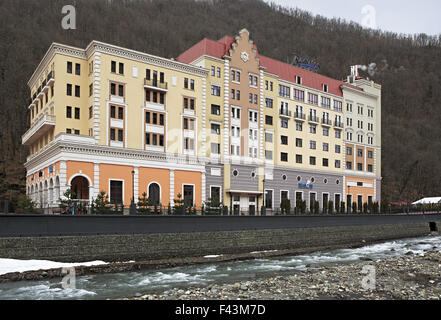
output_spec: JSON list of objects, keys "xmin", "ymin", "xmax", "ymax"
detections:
[{"xmin": 148, "ymin": 183, "xmax": 160, "ymax": 205}]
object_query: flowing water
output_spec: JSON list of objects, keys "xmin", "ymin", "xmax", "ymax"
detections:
[{"xmin": 0, "ymin": 235, "xmax": 440, "ymax": 300}]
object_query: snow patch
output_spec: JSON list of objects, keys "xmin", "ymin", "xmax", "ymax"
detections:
[{"xmin": 0, "ymin": 258, "xmax": 107, "ymax": 276}]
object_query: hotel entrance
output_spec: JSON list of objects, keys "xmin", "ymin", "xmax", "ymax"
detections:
[{"xmin": 229, "ymin": 191, "xmax": 262, "ymax": 215}]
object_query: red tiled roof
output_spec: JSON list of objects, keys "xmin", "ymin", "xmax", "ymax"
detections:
[{"xmin": 177, "ymin": 35, "xmax": 361, "ymax": 97}]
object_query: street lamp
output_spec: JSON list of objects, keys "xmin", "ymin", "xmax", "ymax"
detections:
[{"xmin": 129, "ymin": 169, "xmax": 137, "ymax": 215}]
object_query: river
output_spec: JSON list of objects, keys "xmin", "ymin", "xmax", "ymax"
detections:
[{"xmin": 0, "ymin": 235, "xmax": 440, "ymax": 300}]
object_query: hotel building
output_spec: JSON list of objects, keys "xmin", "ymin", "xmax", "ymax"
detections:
[{"xmin": 23, "ymin": 29, "xmax": 381, "ymax": 213}]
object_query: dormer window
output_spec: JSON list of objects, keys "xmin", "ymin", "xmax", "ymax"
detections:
[
  {"xmin": 296, "ymin": 76, "xmax": 302, "ymax": 85},
  {"xmin": 323, "ymin": 84, "xmax": 328, "ymax": 92}
]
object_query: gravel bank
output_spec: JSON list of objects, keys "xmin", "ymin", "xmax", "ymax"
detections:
[{"xmin": 132, "ymin": 251, "xmax": 441, "ymax": 300}]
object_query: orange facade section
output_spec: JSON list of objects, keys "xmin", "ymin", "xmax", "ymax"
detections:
[
  {"xmin": 138, "ymin": 167, "xmax": 170, "ymax": 205},
  {"xmin": 99, "ymin": 164, "xmax": 134, "ymax": 206},
  {"xmin": 66, "ymin": 161, "xmax": 94, "ymax": 185},
  {"xmin": 27, "ymin": 161, "xmax": 60, "ymax": 186},
  {"xmin": 174, "ymin": 170, "xmax": 202, "ymax": 207},
  {"xmin": 345, "ymin": 176, "xmax": 375, "ymax": 204}
]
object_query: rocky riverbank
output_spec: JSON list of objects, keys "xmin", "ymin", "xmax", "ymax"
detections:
[{"xmin": 132, "ymin": 251, "xmax": 441, "ymax": 300}]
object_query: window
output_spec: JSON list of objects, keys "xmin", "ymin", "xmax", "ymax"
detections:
[
  {"xmin": 346, "ymin": 161, "xmax": 352, "ymax": 170},
  {"xmin": 211, "ymin": 104, "xmax": 220, "ymax": 115},
  {"xmin": 281, "ymin": 152, "xmax": 288, "ymax": 162},
  {"xmin": 265, "ymin": 150, "xmax": 273, "ymax": 160},
  {"xmin": 310, "ymin": 156, "xmax": 316, "ymax": 165},
  {"xmin": 265, "ymin": 115, "xmax": 273, "ymax": 125},
  {"xmin": 265, "ymin": 132, "xmax": 273, "ymax": 143},
  {"xmin": 184, "ymin": 78, "xmax": 189, "ymax": 89},
  {"xmin": 89, "ymin": 106, "xmax": 93, "ymax": 119},
  {"xmin": 183, "ymin": 118, "xmax": 195, "ymax": 130},
  {"xmin": 190, "ymin": 79, "xmax": 194, "ymax": 90},
  {"xmin": 347, "ymin": 147, "xmax": 352, "ymax": 155},
  {"xmin": 265, "ymin": 190, "xmax": 273, "ymax": 209},
  {"xmin": 308, "ymin": 93, "xmax": 318, "ymax": 105},
  {"xmin": 334, "ymin": 100, "xmax": 342, "ymax": 112},
  {"xmin": 347, "ymin": 132, "xmax": 353, "ymax": 141},
  {"xmin": 74, "ymin": 129, "xmax": 80, "ymax": 135},
  {"xmin": 66, "ymin": 106, "xmax": 72, "ymax": 118},
  {"xmin": 323, "ymin": 84, "xmax": 328, "ymax": 92},
  {"xmin": 211, "ymin": 143, "xmax": 220, "ymax": 154},
  {"xmin": 296, "ymin": 154, "xmax": 302, "ymax": 164},
  {"xmin": 265, "ymin": 80, "xmax": 268, "ymax": 90},
  {"xmin": 216, "ymin": 67, "xmax": 221, "ymax": 78},
  {"xmin": 89, "ymin": 84, "xmax": 93, "ymax": 97},
  {"xmin": 66, "ymin": 128, "xmax": 72, "ymax": 134},
  {"xmin": 119, "ymin": 63, "xmax": 124, "ymax": 75},
  {"xmin": 67, "ymin": 84, "xmax": 72, "ymax": 96},
  {"xmin": 184, "ymin": 138, "xmax": 194, "ymax": 150},
  {"xmin": 111, "ymin": 61, "xmax": 117, "ymax": 73},
  {"xmin": 211, "ymin": 85, "xmax": 221, "ymax": 96},
  {"xmin": 75, "ymin": 63, "xmax": 80, "ymax": 75},
  {"xmin": 310, "ymin": 125, "xmax": 316, "ymax": 134},
  {"xmin": 357, "ymin": 163, "xmax": 363, "ymax": 171},
  {"xmin": 358, "ymin": 149, "xmax": 363, "ymax": 157},
  {"xmin": 310, "ymin": 140, "xmax": 316, "ymax": 150},
  {"xmin": 232, "ymin": 70, "xmax": 236, "ymax": 82},
  {"xmin": 279, "ymin": 85, "xmax": 290, "ymax": 98},
  {"xmin": 183, "ymin": 97, "xmax": 195, "ymax": 110},
  {"xmin": 249, "ymin": 110, "xmax": 258, "ymax": 123},
  {"xmin": 323, "ymin": 143, "xmax": 329, "ymax": 152},
  {"xmin": 249, "ymin": 93, "xmax": 253, "ymax": 103},
  {"xmin": 323, "ymin": 158, "xmax": 329, "ymax": 167},
  {"xmin": 368, "ymin": 150, "xmax": 373, "ymax": 158},
  {"xmin": 281, "ymin": 119, "xmax": 288, "ymax": 128},
  {"xmin": 296, "ymin": 122, "xmax": 303, "ymax": 131},
  {"xmin": 211, "ymin": 123, "xmax": 220, "ymax": 135},
  {"xmin": 75, "ymin": 85, "xmax": 80, "ymax": 97},
  {"xmin": 67, "ymin": 61, "xmax": 72, "ymax": 74},
  {"xmin": 296, "ymin": 138, "xmax": 302, "ymax": 148},
  {"xmin": 110, "ymin": 180, "xmax": 123, "ymax": 204},
  {"xmin": 335, "ymin": 145, "xmax": 341, "ymax": 153},
  {"xmin": 281, "ymin": 136, "xmax": 288, "ymax": 145},
  {"xmin": 265, "ymin": 98, "xmax": 273, "ymax": 108},
  {"xmin": 335, "ymin": 160, "xmax": 341, "ymax": 168},
  {"xmin": 145, "ymin": 111, "xmax": 165, "ymax": 126},
  {"xmin": 335, "ymin": 130, "xmax": 341, "ymax": 139},
  {"xmin": 293, "ymin": 89, "xmax": 304, "ymax": 101},
  {"xmin": 211, "ymin": 66, "xmax": 215, "ymax": 76},
  {"xmin": 368, "ymin": 164, "xmax": 373, "ymax": 172},
  {"xmin": 74, "ymin": 107, "xmax": 80, "ymax": 119},
  {"xmin": 323, "ymin": 128, "xmax": 329, "ymax": 136},
  {"xmin": 321, "ymin": 96, "xmax": 330, "ymax": 108},
  {"xmin": 296, "ymin": 76, "xmax": 302, "ymax": 85},
  {"xmin": 231, "ymin": 107, "xmax": 240, "ymax": 119}
]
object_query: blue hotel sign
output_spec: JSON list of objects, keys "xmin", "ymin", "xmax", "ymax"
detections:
[{"xmin": 298, "ymin": 183, "xmax": 313, "ymax": 189}]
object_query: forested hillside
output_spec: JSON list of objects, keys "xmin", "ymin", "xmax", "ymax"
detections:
[{"xmin": 1, "ymin": 0, "xmax": 440, "ymax": 207}]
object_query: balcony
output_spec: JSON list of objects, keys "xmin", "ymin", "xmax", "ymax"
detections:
[
  {"xmin": 294, "ymin": 112, "xmax": 306, "ymax": 122},
  {"xmin": 321, "ymin": 118, "xmax": 332, "ymax": 127},
  {"xmin": 22, "ymin": 113, "xmax": 56, "ymax": 145},
  {"xmin": 144, "ymin": 78, "xmax": 168, "ymax": 92},
  {"xmin": 308, "ymin": 115, "xmax": 319, "ymax": 124},
  {"xmin": 334, "ymin": 121, "xmax": 344, "ymax": 129},
  {"xmin": 46, "ymin": 71, "xmax": 55, "ymax": 86},
  {"xmin": 279, "ymin": 109, "xmax": 292, "ymax": 118}
]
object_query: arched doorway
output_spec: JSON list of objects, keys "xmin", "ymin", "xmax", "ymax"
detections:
[
  {"xmin": 148, "ymin": 183, "xmax": 161, "ymax": 205},
  {"xmin": 71, "ymin": 176, "xmax": 90, "ymax": 200}
]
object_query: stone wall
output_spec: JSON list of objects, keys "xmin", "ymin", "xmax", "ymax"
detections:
[{"xmin": 0, "ymin": 222, "xmax": 433, "ymax": 263}]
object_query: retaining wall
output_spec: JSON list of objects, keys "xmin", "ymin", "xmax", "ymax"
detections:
[{"xmin": 0, "ymin": 222, "xmax": 436, "ymax": 262}]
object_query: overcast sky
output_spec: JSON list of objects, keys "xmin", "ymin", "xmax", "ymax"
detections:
[{"xmin": 266, "ymin": 0, "xmax": 441, "ymax": 35}]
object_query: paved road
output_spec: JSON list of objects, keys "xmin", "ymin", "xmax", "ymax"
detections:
[{"xmin": 0, "ymin": 214, "xmax": 440, "ymax": 237}]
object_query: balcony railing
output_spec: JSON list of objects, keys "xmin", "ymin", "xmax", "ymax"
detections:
[
  {"xmin": 279, "ymin": 109, "xmax": 292, "ymax": 118},
  {"xmin": 294, "ymin": 112, "xmax": 306, "ymax": 121},
  {"xmin": 22, "ymin": 113, "xmax": 56, "ymax": 145},
  {"xmin": 334, "ymin": 121, "xmax": 344, "ymax": 129},
  {"xmin": 308, "ymin": 115, "xmax": 319, "ymax": 123},
  {"xmin": 321, "ymin": 118, "xmax": 332, "ymax": 126},
  {"xmin": 144, "ymin": 78, "xmax": 168, "ymax": 91}
]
